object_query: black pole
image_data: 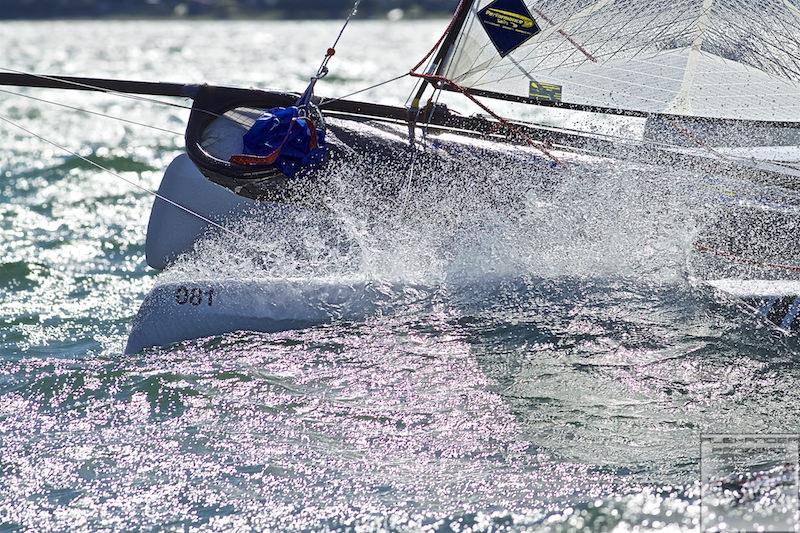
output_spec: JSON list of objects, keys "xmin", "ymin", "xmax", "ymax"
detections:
[
  {"xmin": 432, "ymin": 0, "xmax": 474, "ymax": 77},
  {"xmin": 0, "ymin": 73, "xmax": 199, "ymax": 99},
  {"xmin": 408, "ymin": 0, "xmax": 474, "ymax": 141}
]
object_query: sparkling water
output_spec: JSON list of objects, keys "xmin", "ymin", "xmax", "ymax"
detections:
[{"xmin": 2, "ymin": 19, "xmax": 800, "ymax": 532}]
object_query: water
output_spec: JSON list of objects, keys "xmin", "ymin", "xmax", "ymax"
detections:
[{"xmin": 2, "ymin": 19, "xmax": 800, "ymax": 532}]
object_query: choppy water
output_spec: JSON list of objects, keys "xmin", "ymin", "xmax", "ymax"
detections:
[{"xmin": 2, "ymin": 19, "xmax": 800, "ymax": 532}]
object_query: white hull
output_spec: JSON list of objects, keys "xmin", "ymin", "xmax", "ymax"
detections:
[
  {"xmin": 125, "ymin": 278, "xmax": 393, "ymax": 354},
  {"xmin": 125, "ymin": 153, "xmax": 800, "ymax": 353},
  {"xmin": 145, "ymin": 153, "xmax": 287, "ymax": 270},
  {"xmin": 128, "ymin": 153, "xmax": 325, "ymax": 353},
  {"xmin": 126, "ymin": 276, "xmax": 800, "ymax": 353}
]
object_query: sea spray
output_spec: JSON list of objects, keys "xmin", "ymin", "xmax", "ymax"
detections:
[{"xmin": 165, "ymin": 139, "xmax": 714, "ymax": 286}]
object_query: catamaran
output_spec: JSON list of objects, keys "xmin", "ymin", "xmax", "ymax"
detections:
[{"xmin": 2, "ymin": 0, "xmax": 800, "ymax": 352}]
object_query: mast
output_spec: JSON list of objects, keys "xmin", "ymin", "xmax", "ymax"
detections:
[
  {"xmin": 408, "ymin": 0, "xmax": 473, "ymax": 119},
  {"xmin": 430, "ymin": 0, "xmax": 474, "ymax": 78}
]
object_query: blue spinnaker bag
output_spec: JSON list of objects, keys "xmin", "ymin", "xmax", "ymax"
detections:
[{"xmin": 231, "ymin": 106, "xmax": 327, "ymax": 178}]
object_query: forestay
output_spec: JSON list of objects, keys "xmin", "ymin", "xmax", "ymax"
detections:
[{"xmin": 438, "ymin": 0, "xmax": 800, "ymax": 122}]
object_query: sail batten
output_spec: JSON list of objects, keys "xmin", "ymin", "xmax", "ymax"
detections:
[{"xmin": 437, "ymin": 0, "xmax": 800, "ymax": 123}]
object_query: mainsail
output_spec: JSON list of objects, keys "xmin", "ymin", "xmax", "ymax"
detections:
[{"xmin": 433, "ymin": 0, "xmax": 800, "ymax": 123}]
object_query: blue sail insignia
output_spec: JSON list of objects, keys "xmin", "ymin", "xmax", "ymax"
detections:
[{"xmin": 478, "ymin": 0, "xmax": 541, "ymax": 57}]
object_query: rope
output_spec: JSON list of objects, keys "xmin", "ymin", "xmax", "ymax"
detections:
[
  {"xmin": 410, "ymin": 0, "xmax": 471, "ymax": 74},
  {"xmin": 407, "ymin": 3, "xmax": 561, "ymax": 164},
  {"xmin": 410, "ymin": 72, "xmax": 561, "ymax": 164},
  {"xmin": 666, "ymin": 115, "xmax": 732, "ymax": 163},
  {"xmin": 528, "ymin": 6, "xmax": 597, "ymax": 63},
  {"xmin": 0, "ymin": 113, "xmax": 248, "ymax": 241}
]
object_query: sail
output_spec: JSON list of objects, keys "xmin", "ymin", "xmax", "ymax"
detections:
[{"xmin": 437, "ymin": 0, "xmax": 800, "ymax": 123}]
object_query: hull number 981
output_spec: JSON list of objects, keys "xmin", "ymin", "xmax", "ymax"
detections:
[{"xmin": 175, "ymin": 286, "xmax": 214, "ymax": 307}]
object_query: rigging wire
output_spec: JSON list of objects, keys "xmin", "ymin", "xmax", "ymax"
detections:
[
  {"xmin": 421, "ymin": 88, "xmax": 444, "ymax": 145},
  {"xmin": 319, "ymin": 73, "xmax": 409, "ymax": 108},
  {"xmin": 410, "ymin": 0, "xmax": 471, "ymax": 74},
  {"xmin": 0, "ymin": 66, "xmax": 201, "ymax": 113},
  {"xmin": 0, "ymin": 113, "xmax": 248, "ymax": 241},
  {"xmin": 0, "ymin": 67, "xmax": 250, "ymax": 129},
  {"xmin": 315, "ymin": 0, "xmax": 363, "ymax": 79},
  {"xmin": 300, "ymin": 0, "xmax": 365, "ymax": 107},
  {"xmin": 412, "ymin": 72, "xmax": 562, "ymax": 163},
  {"xmin": 0, "ymin": 87, "xmax": 185, "ymax": 136},
  {"xmin": 0, "ymin": 4, "xmax": 371, "ymax": 115}
]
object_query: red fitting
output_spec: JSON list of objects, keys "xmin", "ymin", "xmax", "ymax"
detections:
[{"xmin": 327, "ymin": 48, "xmax": 336, "ymax": 57}]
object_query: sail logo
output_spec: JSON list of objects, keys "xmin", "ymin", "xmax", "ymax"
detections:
[
  {"xmin": 478, "ymin": 0, "xmax": 541, "ymax": 57},
  {"xmin": 483, "ymin": 8, "xmax": 536, "ymax": 31}
]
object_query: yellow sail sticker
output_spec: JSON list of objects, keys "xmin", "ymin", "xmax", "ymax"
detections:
[
  {"xmin": 529, "ymin": 81, "xmax": 562, "ymax": 102},
  {"xmin": 483, "ymin": 8, "xmax": 537, "ymax": 33}
]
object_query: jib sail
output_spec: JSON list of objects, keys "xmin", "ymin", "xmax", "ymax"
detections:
[{"xmin": 433, "ymin": 0, "xmax": 800, "ymax": 123}]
